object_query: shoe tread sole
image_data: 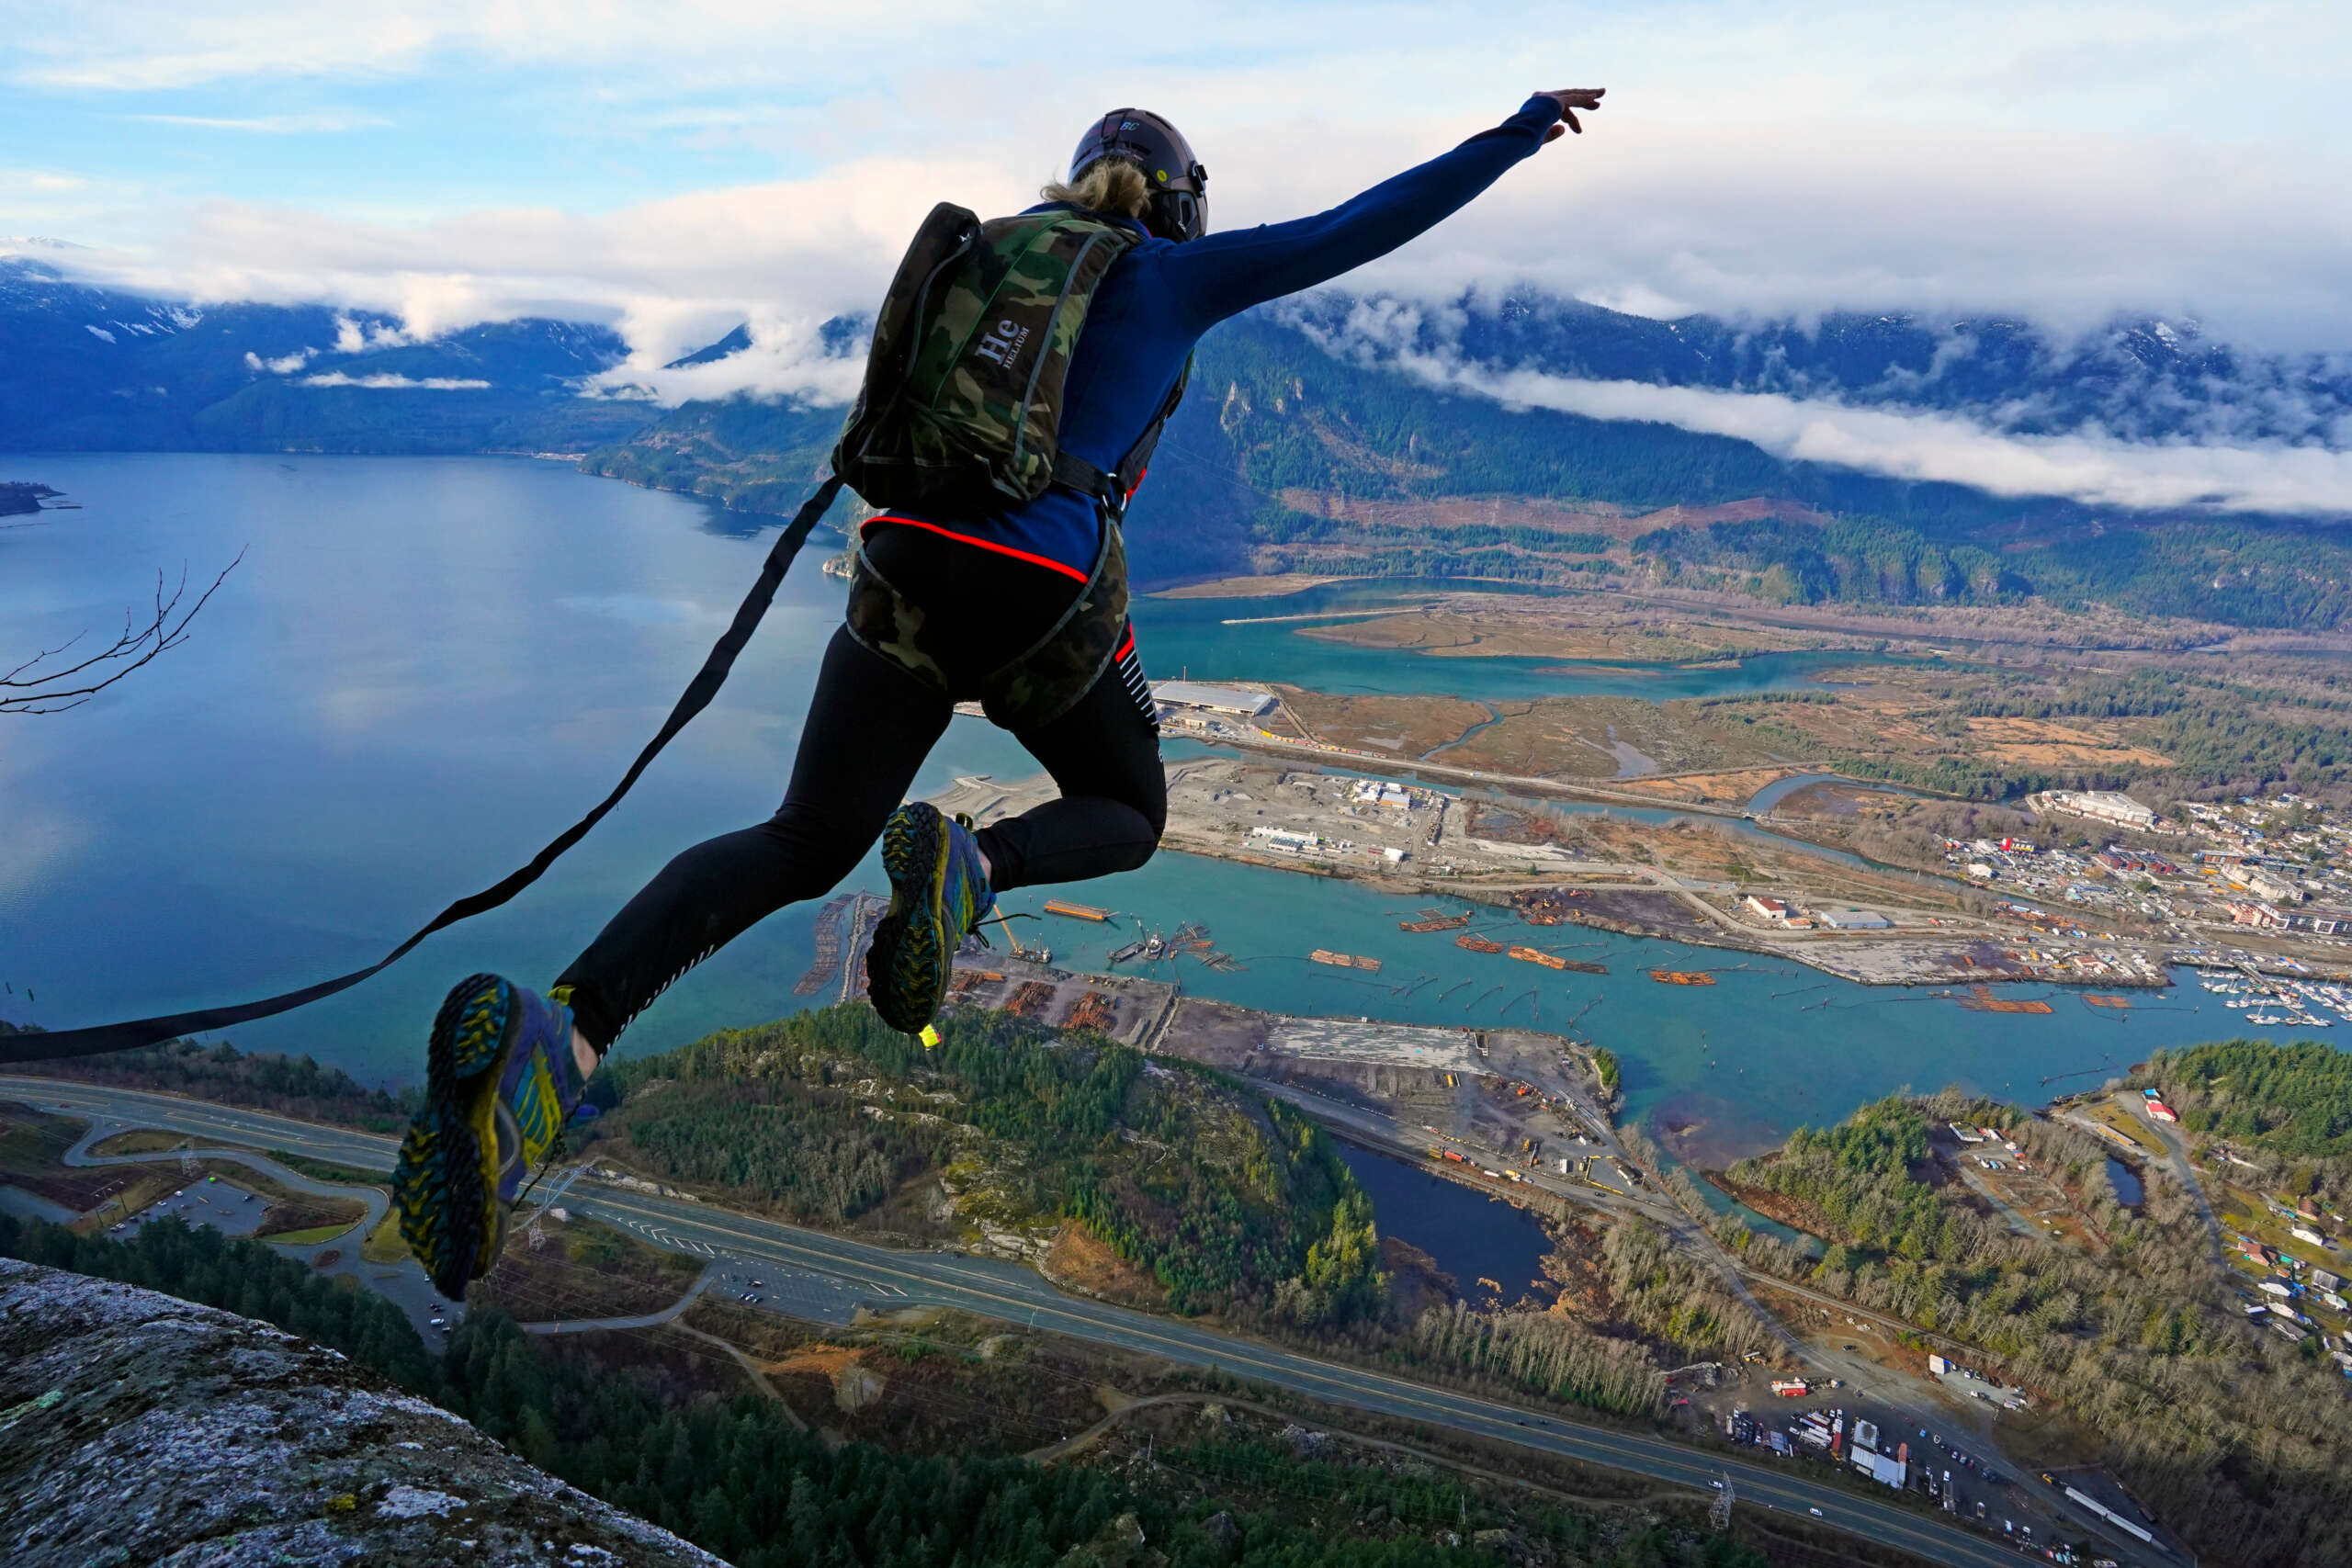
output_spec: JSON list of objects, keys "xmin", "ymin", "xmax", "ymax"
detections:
[
  {"xmin": 393, "ymin": 973, "xmax": 515, "ymax": 1300},
  {"xmin": 873, "ymin": 803, "xmax": 951, "ymax": 1032}
]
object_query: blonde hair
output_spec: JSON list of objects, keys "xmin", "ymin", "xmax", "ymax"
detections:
[{"xmin": 1040, "ymin": 156, "xmax": 1151, "ymax": 219}]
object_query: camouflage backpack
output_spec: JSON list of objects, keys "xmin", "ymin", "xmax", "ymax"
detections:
[{"xmin": 832, "ymin": 201, "xmax": 1182, "ymax": 515}]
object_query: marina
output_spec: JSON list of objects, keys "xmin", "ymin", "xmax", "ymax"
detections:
[{"xmin": 2188, "ymin": 966, "xmax": 2349, "ymax": 1031}]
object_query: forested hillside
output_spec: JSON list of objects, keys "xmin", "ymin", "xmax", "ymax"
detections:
[
  {"xmin": 2145, "ymin": 1040, "xmax": 2352, "ymax": 1165},
  {"xmin": 1720, "ymin": 1089, "xmax": 2351, "ymax": 1568},
  {"xmin": 587, "ymin": 1004, "xmax": 1387, "ymax": 1324}
]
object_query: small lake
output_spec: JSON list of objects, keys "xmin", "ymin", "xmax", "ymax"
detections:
[
  {"xmin": 1333, "ymin": 1142, "xmax": 1555, "ymax": 1305},
  {"xmin": 2108, "ymin": 1156, "xmax": 2145, "ymax": 1208}
]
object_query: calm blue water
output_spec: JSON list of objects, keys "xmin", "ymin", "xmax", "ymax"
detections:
[
  {"xmin": 1334, "ymin": 1143, "xmax": 1554, "ymax": 1303},
  {"xmin": 1138, "ymin": 581, "xmax": 1925, "ymax": 702},
  {"xmin": 2107, "ymin": 1156, "xmax": 2145, "ymax": 1207},
  {"xmin": 0, "ymin": 456, "xmax": 2290, "ymax": 1168}
]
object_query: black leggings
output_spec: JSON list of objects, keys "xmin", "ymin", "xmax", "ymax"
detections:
[{"xmin": 554, "ymin": 525, "xmax": 1165, "ymax": 1050}]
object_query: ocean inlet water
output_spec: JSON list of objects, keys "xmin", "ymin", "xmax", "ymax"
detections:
[{"xmin": 0, "ymin": 455, "xmax": 2291, "ymax": 1171}]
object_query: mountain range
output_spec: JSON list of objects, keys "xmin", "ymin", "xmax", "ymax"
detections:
[
  {"xmin": 1286, "ymin": 292, "xmax": 2352, "ymax": 448},
  {"xmin": 8, "ymin": 251, "xmax": 2352, "ymax": 628},
  {"xmin": 0, "ymin": 254, "xmax": 644, "ymax": 455}
]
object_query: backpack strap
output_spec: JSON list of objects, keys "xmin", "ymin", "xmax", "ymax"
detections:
[{"xmin": 1049, "ymin": 355, "xmax": 1192, "ymax": 520}]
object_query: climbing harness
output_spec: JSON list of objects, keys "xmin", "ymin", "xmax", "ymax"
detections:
[
  {"xmin": 0, "ymin": 475, "xmax": 846, "ymax": 1066},
  {"xmin": 844, "ymin": 510, "xmax": 1132, "ymax": 733}
]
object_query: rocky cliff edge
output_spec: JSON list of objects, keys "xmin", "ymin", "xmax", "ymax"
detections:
[{"xmin": 0, "ymin": 1258, "xmax": 729, "ymax": 1568}]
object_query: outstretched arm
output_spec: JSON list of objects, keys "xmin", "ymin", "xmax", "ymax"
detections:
[{"xmin": 1162, "ymin": 89, "xmax": 1602, "ymax": 332}]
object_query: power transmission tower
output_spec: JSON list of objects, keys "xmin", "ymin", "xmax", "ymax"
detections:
[
  {"xmin": 179, "ymin": 1141, "xmax": 197, "ymax": 1178},
  {"xmin": 1709, "ymin": 1474, "xmax": 1734, "ymax": 1532}
]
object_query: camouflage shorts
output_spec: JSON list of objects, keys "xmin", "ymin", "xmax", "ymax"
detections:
[{"xmin": 842, "ymin": 520, "xmax": 1130, "ymax": 734}]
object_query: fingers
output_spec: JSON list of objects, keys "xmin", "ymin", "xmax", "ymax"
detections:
[{"xmin": 1534, "ymin": 86, "xmax": 1600, "ymax": 145}]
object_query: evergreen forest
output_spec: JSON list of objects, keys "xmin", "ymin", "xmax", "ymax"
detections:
[
  {"xmin": 0, "ymin": 1213, "xmax": 1768, "ymax": 1568},
  {"xmin": 1721, "ymin": 1084, "xmax": 2351, "ymax": 1568},
  {"xmin": 587, "ymin": 1004, "xmax": 1388, "ymax": 1323}
]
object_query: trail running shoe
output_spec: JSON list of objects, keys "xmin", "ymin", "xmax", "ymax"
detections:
[
  {"xmin": 393, "ymin": 974, "xmax": 589, "ymax": 1300},
  {"xmin": 868, "ymin": 802, "xmax": 995, "ymax": 1033}
]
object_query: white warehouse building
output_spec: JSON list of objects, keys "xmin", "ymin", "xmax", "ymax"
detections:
[
  {"xmin": 1152, "ymin": 681, "xmax": 1275, "ymax": 717},
  {"xmin": 2042, "ymin": 790, "xmax": 2156, "ymax": 829}
]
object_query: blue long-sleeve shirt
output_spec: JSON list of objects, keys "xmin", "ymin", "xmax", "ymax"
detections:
[{"xmin": 870, "ymin": 95, "xmax": 1566, "ymax": 580}]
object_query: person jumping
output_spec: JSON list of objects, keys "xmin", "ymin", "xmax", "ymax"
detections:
[{"xmin": 393, "ymin": 86, "xmax": 1606, "ymax": 1298}]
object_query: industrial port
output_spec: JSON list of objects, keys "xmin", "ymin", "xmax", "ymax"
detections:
[{"xmin": 925, "ymin": 757, "xmax": 2178, "ymax": 992}]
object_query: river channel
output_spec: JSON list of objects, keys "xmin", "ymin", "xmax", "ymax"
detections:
[
  {"xmin": 0, "ymin": 455, "xmax": 2310, "ymax": 1172},
  {"xmin": 1139, "ymin": 579, "xmax": 1921, "ymax": 703}
]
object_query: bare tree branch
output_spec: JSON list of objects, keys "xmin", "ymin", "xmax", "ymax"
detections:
[{"xmin": 2, "ymin": 551, "xmax": 243, "ymax": 715}]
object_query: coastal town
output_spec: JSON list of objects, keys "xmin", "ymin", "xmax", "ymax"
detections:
[{"xmin": 1037, "ymin": 678, "xmax": 2352, "ymax": 993}]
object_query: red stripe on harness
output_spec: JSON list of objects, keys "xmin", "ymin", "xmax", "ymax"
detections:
[
  {"xmin": 1114, "ymin": 626, "xmax": 1136, "ymax": 661},
  {"xmin": 862, "ymin": 515, "xmax": 1092, "ymax": 584}
]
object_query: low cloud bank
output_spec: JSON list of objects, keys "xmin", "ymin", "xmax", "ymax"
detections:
[
  {"xmin": 588, "ymin": 309, "xmax": 864, "ymax": 408},
  {"xmin": 300, "ymin": 371, "xmax": 489, "ymax": 389},
  {"xmin": 1292, "ymin": 300, "xmax": 2352, "ymax": 518},
  {"xmin": 1402, "ymin": 355, "xmax": 2352, "ymax": 517}
]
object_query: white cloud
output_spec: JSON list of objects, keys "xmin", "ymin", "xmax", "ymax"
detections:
[
  {"xmin": 588, "ymin": 310, "xmax": 863, "ymax": 407},
  {"xmin": 0, "ymin": 168, "xmax": 85, "ymax": 193},
  {"xmin": 243, "ymin": 347, "xmax": 312, "ymax": 372},
  {"xmin": 21, "ymin": 149, "xmax": 1020, "ymax": 353},
  {"xmin": 1382, "ymin": 352, "xmax": 2352, "ymax": 517},
  {"xmin": 300, "ymin": 371, "xmax": 489, "ymax": 389},
  {"xmin": 7, "ymin": 1, "xmax": 1028, "ymax": 91},
  {"xmin": 130, "ymin": 112, "xmax": 388, "ymax": 133},
  {"xmin": 331, "ymin": 314, "xmax": 415, "ymax": 352}
]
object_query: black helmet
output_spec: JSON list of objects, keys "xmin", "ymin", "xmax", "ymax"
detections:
[{"xmin": 1069, "ymin": 108, "xmax": 1207, "ymax": 243}]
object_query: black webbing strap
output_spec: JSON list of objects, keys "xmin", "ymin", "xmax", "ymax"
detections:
[
  {"xmin": 1, "ymin": 474, "xmax": 846, "ymax": 1066},
  {"xmin": 1049, "ymin": 355, "xmax": 1191, "ymax": 518}
]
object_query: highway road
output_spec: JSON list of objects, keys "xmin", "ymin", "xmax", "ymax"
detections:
[{"xmin": 2, "ymin": 1074, "xmax": 2033, "ymax": 1568}]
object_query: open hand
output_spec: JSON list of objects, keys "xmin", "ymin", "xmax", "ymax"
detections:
[{"xmin": 1537, "ymin": 87, "xmax": 1605, "ymax": 141}]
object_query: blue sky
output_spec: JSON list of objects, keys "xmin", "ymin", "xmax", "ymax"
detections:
[
  {"xmin": 7, "ymin": 2, "xmax": 2351, "ymax": 512},
  {"xmin": 11, "ymin": 3, "xmax": 2348, "ymax": 220},
  {"xmin": 8, "ymin": 2, "xmax": 2349, "ymax": 341}
]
